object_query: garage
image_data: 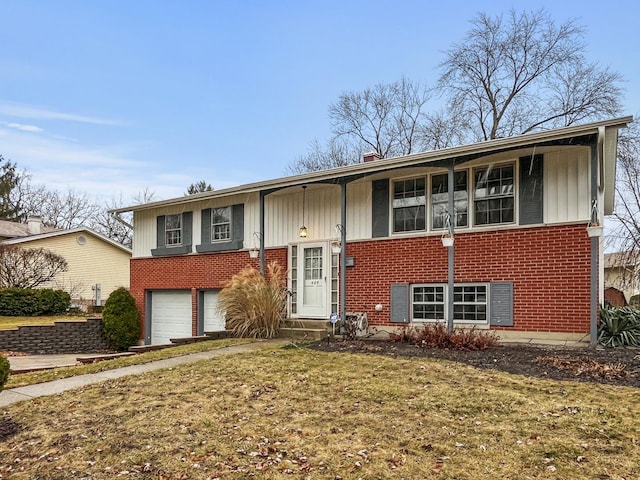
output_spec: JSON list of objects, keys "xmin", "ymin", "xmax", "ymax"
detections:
[
  {"xmin": 202, "ymin": 290, "xmax": 226, "ymax": 332},
  {"xmin": 150, "ymin": 291, "xmax": 192, "ymax": 344}
]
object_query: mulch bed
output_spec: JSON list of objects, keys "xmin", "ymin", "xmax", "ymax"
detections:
[{"xmin": 308, "ymin": 339, "xmax": 640, "ymax": 388}]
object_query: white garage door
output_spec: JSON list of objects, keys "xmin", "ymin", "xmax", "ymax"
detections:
[
  {"xmin": 151, "ymin": 291, "xmax": 192, "ymax": 344},
  {"xmin": 203, "ymin": 290, "xmax": 226, "ymax": 332}
]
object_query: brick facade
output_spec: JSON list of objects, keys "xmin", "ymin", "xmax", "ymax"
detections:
[
  {"xmin": 346, "ymin": 224, "xmax": 591, "ymax": 333},
  {"xmin": 0, "ymin": 318, "xmax": 109, "ymax": 354},
  {"xmin": 131, "ymin": 224, "xmax": 592, "ymax": 338},
  {"xmin": 130, "ymin": 249, "xmax": 288, "ymax": 336}
]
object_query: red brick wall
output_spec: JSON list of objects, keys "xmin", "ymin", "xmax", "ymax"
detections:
[
  {"xmin": 346, "ymin": 224, "xmax": 591, "ymax": 333},
  {"xmin": 131, "ymin": 224, "xmax": 592, "ymax": 338},
  {"xmin": 130, "ymin": 249, "xmax": 288, "ymax": 337}
]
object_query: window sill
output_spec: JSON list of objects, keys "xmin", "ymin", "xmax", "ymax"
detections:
[
  {"xmin": 196, "ymin": 240, "xmax": 243, "ymax": 253},
  {"xmin": 151, "ymin": 245, "xmax": 192, "ymax": 256}
]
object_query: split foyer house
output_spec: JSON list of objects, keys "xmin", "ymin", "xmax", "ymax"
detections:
[{"xmin": 113, "ymin": 116, "xmax": 632, "ymax": 346}]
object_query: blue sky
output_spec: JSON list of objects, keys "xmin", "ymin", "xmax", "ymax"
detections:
[{"xmin": 0, "ymin": 0, "xmax": 638, "ymax": 203}]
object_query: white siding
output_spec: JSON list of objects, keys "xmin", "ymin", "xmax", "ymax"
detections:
[
  {"xmin": 132, "ymin": 146, "xmax": 597, "ymax": 257},
  {"xmin": 132, "ymin": 193, "xmax": 259, "ymax": 258},
  {"xmin": 265, "ymin": 185, "xmax": 341, "ymax": 246},
  {"xmin": 544, "ymin": 148, "xmax": 591, "ymax": 224},
  {"xmin": 346, "ymin": 181, "xmax": 372, "ymax": 240}
]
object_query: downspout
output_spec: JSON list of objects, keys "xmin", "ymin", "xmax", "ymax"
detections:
[
  {"xmin": 589, "ymin": 129, "xmax": 604, "ymax": 347},
  {"xmin": 259, "ymin": 190, "xmax": 266, "ymax": 276},
  {"xmin": 447, "ymin": 160, "xmax": 455, "ymax": 333},
  {"xmin": 110, "ymin": 212, "xmax": 133, "ymax": 230},
  {"xmin": 340, "ymin": 181, "xmax": 347, "ymax": 324}
]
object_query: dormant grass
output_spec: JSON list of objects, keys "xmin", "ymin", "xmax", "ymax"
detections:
[{"xmin": 1, "ymin": 347, "xmax": 638, "ymax": 479}]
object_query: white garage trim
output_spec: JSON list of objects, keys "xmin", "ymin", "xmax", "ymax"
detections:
[{"xmin": 148, "ymin": 290, "xmax": 192, "ymax": 345}]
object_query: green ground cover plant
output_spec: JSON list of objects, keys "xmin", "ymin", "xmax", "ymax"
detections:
[{"xmin": 1, "ymin": 346, "xmax": 638, "ymax": 479}]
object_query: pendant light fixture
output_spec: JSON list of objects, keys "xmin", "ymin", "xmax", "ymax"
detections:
[{"xmin": 299, "ymin": 186, "xmax": 308, "ymax": 238}]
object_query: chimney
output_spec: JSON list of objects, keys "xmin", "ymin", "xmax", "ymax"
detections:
[
  {"xmin": 363, "ymin": 151, "xmax": 381, "ymax": 163},
  {"xmin": 27, "ymin": 215, "xmax": 43, "ymax": 235}
]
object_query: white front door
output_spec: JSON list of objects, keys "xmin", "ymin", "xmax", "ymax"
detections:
[{"xmin": 296, "ymin": 243, "xmax": 328, "ymax": 318}]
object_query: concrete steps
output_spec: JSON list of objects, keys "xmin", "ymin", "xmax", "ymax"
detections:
[{"xmin": 278, "ymin": 318, "xmax": 330, "ymax": 341}]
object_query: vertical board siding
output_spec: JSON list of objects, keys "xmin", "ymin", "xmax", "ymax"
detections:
[
  {"xmin": 544, "ymin": 148, "xmax": 590, "ymax": 224},
  {"xmin": 266, "ymin": 186, "xmax": 342, "ymax": 246},
  {"xmin": 346, "ymin": 182, "xmax": 372, "ymax": 241}
]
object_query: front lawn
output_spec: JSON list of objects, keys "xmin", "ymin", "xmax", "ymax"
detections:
[
  {"xmin": 4, "ymin": 338, "xmax": 253, "ymax": 389},
  {"xmin": 0, "ymin": 315, "xmax": 89, "ymax": 330},
  {"xmin": 1, "ymin": 346, "xmax": 638, "ymax": 479}
]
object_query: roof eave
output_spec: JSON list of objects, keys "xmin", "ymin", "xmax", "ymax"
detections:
[{"xmin": 111, "ymin": 116, "xmax": 633, "ymax": 214}]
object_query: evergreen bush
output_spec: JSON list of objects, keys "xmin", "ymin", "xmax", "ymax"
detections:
[
  {"xmin": 0, "ymin": 288, "xmax": 70, "ymax": 316},
  {"xmin": 102, "ymin": 287, "xmax": 140, "ymax": 351}
]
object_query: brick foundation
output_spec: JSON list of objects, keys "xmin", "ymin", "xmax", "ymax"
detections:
[{"xmin": 130, "ymin": 224, "xmax": 593, "ymax": 338}]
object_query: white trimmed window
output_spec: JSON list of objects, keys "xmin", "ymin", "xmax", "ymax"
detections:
[
  {"xmin": 412, "ymin": 285, "xmax": 445, "ymax": 320},
  {"xmin": 211, "ymin": 207, "xmax": 231, "ymax": 242},
  {"xmin": 431, "ymin": 171, "xmax": 468, "ymax": 229},
  {"xmin": 165, "ymin": 214, "xmax": 182, "ymax": 246},
  {"xmin": 473, "ymin": 164, "xmax": 515, "ymax": 225},
  {"xmin": 453, "ymin": 285, "xmax": 487, "ymax": 322},
  {"xmin": 411, "ymin": 283, "xmax": 489, "ymax": 323},
  {"xmin": 393, "ymin": 177, "xmax": 426, "ymax": 233}
]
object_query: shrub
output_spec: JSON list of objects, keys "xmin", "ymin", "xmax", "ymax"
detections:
[
  {"xmin": 217, "ymin": 261, "xmax": 287, "ymax": 338},
  {"xmin": 389, "ymin": 323, "xmax": 499, "ymax": 350},
  {"xmin": 0, "ymin": 288, "xmax": 70, "ymax": 316},
  {"xmin": 37, "ymin": 289, "xmax": 71, "ymax": 315},
  {"xmin": 598, "ymin": 304, "xmax": 640, "ymax": 348},
  {"xmin": 102, "ymin": 287, "xmax": 140, "ymax": 351},
  {"xmin": 0, "ymin": 355, "xmax": 9, "ymax": 392}
]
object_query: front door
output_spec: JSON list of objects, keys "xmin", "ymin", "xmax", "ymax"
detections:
[{"xmin": 296, "ymin": 243, "xmax": 327, "ymax": 318}]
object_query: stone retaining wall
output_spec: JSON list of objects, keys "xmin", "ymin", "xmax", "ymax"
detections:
[{"xmin": 0, "ymin": 318, "xmax": 109, "ymax": 354}]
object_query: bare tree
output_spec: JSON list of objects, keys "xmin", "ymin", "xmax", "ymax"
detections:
[
  {"xmin": 92, "ymin": 189, "xmax": 157, "ymax": 248},
  {"xmin": 609, "ymin": 122, "xmax": 640, "ymax": 292},
  {"xmin": 329, "ymin": 77, "xmax": 431, "ymax": 158},
  {"xmin": 38, "ymin": 188, "xmax": 102, "ymax": 229},
  {"xmin": 0, "ymin": 245, "xmax": 68, "ymax": 288},
  {"xmin": 285, "ymin": 138, "xmax": 361, "ymax": 175},
  {"xmin": 437, "ymin": 8, "xmax": 623, "ymax": 141}
]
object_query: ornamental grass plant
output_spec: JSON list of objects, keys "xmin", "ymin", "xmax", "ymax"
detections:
[{"xmin": 217, "ymin": 261, "xmax": 287, "ymax": 338}]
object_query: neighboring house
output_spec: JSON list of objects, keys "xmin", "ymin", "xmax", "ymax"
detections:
[
  {"xmin": 604, "ymin": 252, "xmax": 640, "ymax": 306},
  {"xmin": 0, "ymin": 216, "xmax": 58, "ymax": 240},
  {"xmin": 0, "ymin": 218, "xmax": 131, "ymax": 309},
  {"xmin": 113, "ymin": 116, "xmax": 632, "ymax": 345}
]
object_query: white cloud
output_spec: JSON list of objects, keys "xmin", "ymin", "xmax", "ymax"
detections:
[
  {"xmin": 0, "ymin": 127, "xmax": 165, "ymax": 201},
  {"xmin": 6, "ymin": 122, "xmax": 43, "ymax": 132},
  {"xmin": 0, "ymin": 100, "xmax": 125, "ymax": 126}
]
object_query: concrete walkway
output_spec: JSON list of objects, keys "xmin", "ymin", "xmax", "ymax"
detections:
[{"xmin": 0, "ymin": 339, "xmax": 287, "ymax": 408}]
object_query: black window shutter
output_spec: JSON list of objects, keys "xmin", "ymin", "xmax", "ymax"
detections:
[
  {"xmin": 201, "ymin": 208, "xmax": 212, "ymax": 245},
  {"xmin": 232, "ymin": 204, "xmax": 244, "ymax": 246},
  {"xmin": 156, "ymin": 216, "xmax": 166, "ymax": 248},
  {"xmin": 390, "ymin": 283, "xmax": 410, "ymax": 323},
  {"xmin": 372, "ymin": 179, "xmax": 390, "ymax": 238},
  {"xmin": 490, "ymin": 282, "xmax": 514, "ymax": 326},
  {"xmin": 182, "ymin": 211, "xmax": 193, "ymax": 247},
  {"xmin": 519, "ymin": 154, "xmax": 543, "ymax": 225}
]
